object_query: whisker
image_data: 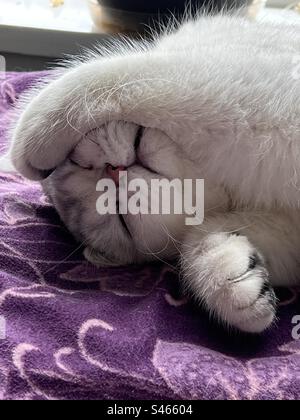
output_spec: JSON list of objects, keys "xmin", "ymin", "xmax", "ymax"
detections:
[{"xmin": 42, "ymin": 240, "xmax": 88, "ymax": 276}]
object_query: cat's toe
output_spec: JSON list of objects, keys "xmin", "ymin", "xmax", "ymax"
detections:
[{"xmin": 181, "ymin": 233, "xmax": 278, "ymax": 334}]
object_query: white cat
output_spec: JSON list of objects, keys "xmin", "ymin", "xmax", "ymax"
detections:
[{"xmin": 6, "ymin": 13, "xmax": 300, "ymax": 334}]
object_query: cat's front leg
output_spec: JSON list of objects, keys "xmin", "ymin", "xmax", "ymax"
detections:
[{"xmin": 181, "ymin": 231, "xmax": 276, "ymax": 333}]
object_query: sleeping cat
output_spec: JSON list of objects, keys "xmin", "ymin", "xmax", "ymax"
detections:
[{"xmin": 6, "ymin": 13, "xmax": 300, "ymax": 334}]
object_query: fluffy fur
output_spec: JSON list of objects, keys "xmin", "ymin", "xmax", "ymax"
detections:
[{"xmin": 5, "ymin": 13, "xmax": 300, "ymax": 333}]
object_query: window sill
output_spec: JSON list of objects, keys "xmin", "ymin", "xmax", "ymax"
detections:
[{"xmin": 0, "ymin": 0, "xmax": 111, "ymax": 58}]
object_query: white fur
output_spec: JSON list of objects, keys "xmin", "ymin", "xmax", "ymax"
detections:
[{"xmin": 5, "ymin": 14, "xmax": 300, "ymax": 333}]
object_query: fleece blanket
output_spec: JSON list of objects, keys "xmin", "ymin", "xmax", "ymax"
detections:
[{"xmin": 0, "ymin": 72, "xmax": 300, "ymax": 401}]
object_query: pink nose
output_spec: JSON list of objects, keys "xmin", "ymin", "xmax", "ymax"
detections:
[{"xmin": 106, "ymin": 164, "xmax": 126, "ymax": 185}]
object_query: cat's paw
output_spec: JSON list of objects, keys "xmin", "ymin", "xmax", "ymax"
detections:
[
  {"xmin": 181, "ymin": 233, "xmax": 277, "ymax": 333},
  {"xmin": 9, "ymin": 54, "xmax": 148, "ymax": 181}
]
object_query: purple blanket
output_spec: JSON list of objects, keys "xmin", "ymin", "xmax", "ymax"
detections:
[{"xmin": 0, "ymin": 72, "xmax": 300, "ymax": 400}]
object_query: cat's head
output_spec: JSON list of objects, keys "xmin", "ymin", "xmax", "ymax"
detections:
[{"xmin": 42, "ymin": 121, "xmax": 195, "ymax": 266}]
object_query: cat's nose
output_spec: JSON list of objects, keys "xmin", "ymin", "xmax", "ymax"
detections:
[{"xmin": 106, "ymin": 164, "xmax": 127, "ymax": 186}]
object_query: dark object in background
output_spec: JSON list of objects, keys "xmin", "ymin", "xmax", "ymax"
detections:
[{"xmin": 97, "ymin": 0, "xmax": 249, "ymax": 31}]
